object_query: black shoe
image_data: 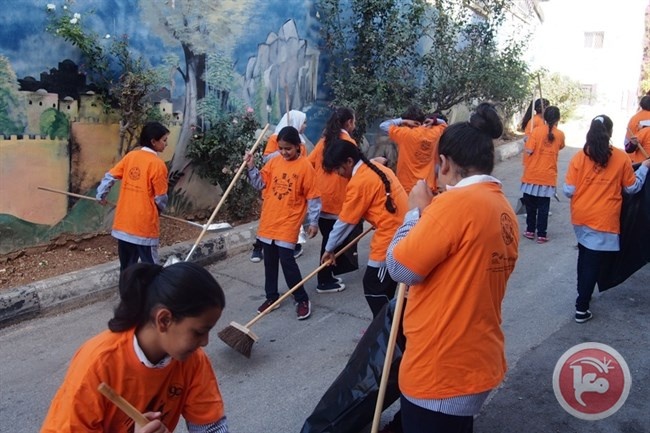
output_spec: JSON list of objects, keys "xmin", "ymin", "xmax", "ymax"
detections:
[
  {"xmin": 316, "ymin": 281, "xmax": 346, "ymax": 293},
  {"xmin": 250, "ymin": 247, "xmax": 263, "ymax": 263},
  {"xmin": 293, "ymin": 244, "xmax": 304, "ymax": 259},
  {"xmin": 575, "ymin": 310, "xmax": 593, "ymax": 323}
]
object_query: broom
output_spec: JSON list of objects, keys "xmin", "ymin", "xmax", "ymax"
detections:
[
  {"xmin": 97, "ymin": 382, "xmax": 150, "ymax": 428},
  {"xmin": 370, "ymin": 282, "xmax": 407, "ymax": 433},
  {"xmin": 184, "ymin": 123, "xmax": 270, "ymax": 262},
  {"xmin": 218, "ymin": 226, "xmax": 374, "ymax": 357}
]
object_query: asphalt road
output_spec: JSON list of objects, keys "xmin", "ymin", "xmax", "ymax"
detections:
[{"xmin": 1, "ymin": 133, "xmax": 648, "ymax": 433}]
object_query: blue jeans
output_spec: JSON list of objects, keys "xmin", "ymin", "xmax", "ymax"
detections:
[
  {"xmin": 262, "ymin": 241, "xmax": 309, "ymax": 303},
  {"xmin": 523, "ymin": 193, "xmax": 550, "ymax": 237}
]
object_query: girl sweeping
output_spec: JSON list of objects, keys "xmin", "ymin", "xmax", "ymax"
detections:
[
  {"xmin": 96, "ymin": 122, "xmax": 170, "ymax": 272},
  {"xmin": 308, "ymin": 107, "xmax": 358, "ymax": 293},
  {"xmin": 387, "ymin": 103, "xmax": 519, "ymax": 433},
  {"xmin": 563, "ymin": 115, "xmax": 650, "ymax": 323},
  {"xmin": 245, "ymin": 125, "xmax": 321, "ymax": 320},
  {"xmin": 320, "ymin": 139, "xmax": 408, "ymax": 317},
  {"xmin": 250, "ymin": 110, "xmax": 309, "ymax": 263},
  {"xmin": 520, "ymin": 106, "xmax": 565, "ymax": 243},
  {"xmin": 41, "ymin": 262, "xmax": 231, "ymax": 433}
]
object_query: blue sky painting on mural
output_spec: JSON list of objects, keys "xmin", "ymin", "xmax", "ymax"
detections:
[{"xmin": 0, "ymin": 0, "xmax": 332, "ymax": 142}]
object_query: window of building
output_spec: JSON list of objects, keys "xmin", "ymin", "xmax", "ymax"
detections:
[{"xmin": 584, "ymin": 32, "xmax": 604, "ymax": 49}]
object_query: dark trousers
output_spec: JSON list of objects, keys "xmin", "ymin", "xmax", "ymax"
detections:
[
  {"xmin": 317, "ymin": 218, "xmax": 337, "ymax": 285},
  {"xmin": 363, "ymin": 265, "xmax": 398, "ymax": 317},
  {"xmin": 523, "ymin": 193, "xmax": 551, "ymax": 237},
  {"xmin": 400, "ymin": 395, "xmax": 473, "ymax": 433},
  {"xmin": 117, "ymin": 240, "xmax": 155, "ymax": 272},
  {"xmin": 262, "ymin": 241, "xmax": 309, "ymax": 303},
  {"xmin": 576, "ymin": 243, "xmax": 612, "ymax": 312}
]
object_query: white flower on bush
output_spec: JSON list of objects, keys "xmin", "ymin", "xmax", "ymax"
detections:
[
  {"xmin": 105, "ymin": 34, "xmax": 111, "ymax": 39},
  {"xmin": 232, "ymin": 118, "xmax": 239, "ymax": 125},
  {"xmin": 73, "ymin": 12, "xmax": 81, "ymax": 19},
  {"xmin": 69, "ymin": 17, "xmax": 78, "ymax": 24},
  {"xmin": 63, "ymin": 5, "xmax": 67, "ymax": 9},
  {"xmin": 46, "ymin": 4, "xmax": 56, "ymax": 11}
]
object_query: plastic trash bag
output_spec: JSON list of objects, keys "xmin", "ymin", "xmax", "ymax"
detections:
[
  {"xmin": 301, "ymin": 297, "xmax": 406, "ymax": 433},
  {"xmin": 597, "ymin": 163, "xmax": 650, "ymax": 291}
]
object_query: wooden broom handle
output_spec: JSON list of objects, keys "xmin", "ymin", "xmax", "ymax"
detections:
[
  {"xmin": 371, "ymin": 282, "xmax": 408, "ymax": 433},
  {"xmin": 244, "ymin": 226, "xmax": 374, "ymax": 328},
  {"xmin": 184, "ymin": 123, "xmax": 270, "ymax": 261},
  {"xmin": 627, "ymin": 127, "xmax": 650, "ymax": 159},
  {"xmin": 97, "ymin": 382, "xmax": 150, "ymax": 427},
  {"xmin": 37, "ymin": 186, "xmax": 199, "ymax": 227}
]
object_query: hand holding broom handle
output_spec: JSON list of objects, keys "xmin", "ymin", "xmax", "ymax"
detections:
[
  {"xmin": 626, "ymin": 126, "xmax": 650, "ymax": 159},
  {"xmin": 244, "ymin": 225, "xmax": 374, "ymax": 329},
  {"xmin": 184, "ymin": 123, "xmax": 270, "ymax": 262},
  {"xmin": 370, "ymin": 282, "xmax": 408, "ymax": 433},
  {"xmin": 97, "ymin": 382, "xmax": 150, "ymax": 428}
]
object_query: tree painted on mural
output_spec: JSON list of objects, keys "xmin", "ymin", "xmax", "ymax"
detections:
[
  {"xmin": 139, "ymin": 0, "xmax": 255, "ymax": 178},
  {"xmin": 0, "ymin": 56, "xmax": 27, "ymax": 135}
]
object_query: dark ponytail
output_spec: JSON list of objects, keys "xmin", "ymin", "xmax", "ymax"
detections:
[
  {"xmin": 323, "ymin": 107, "xmax": 355, "ymax": 149},
  {"xmin": 108, "ymin": 262, "xmax": 225, "ymax": 332},
  {"xmin": 323, "ymin": 139, "xmax": 396, "ymax": 214},
  {"xmin": 584, "ymin": 115, "xmax": 613, "ymax": 168},
  {"xmin": 544, "ymin": 106, "xmax": 561, "ymax": 143}
]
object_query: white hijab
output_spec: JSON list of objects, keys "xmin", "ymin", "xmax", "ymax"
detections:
[{"xmin": 275, "ymin": 110, "xmax": 307, "ymax": 134}]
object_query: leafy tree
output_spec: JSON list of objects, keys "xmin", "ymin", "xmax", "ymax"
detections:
[
  {"xmin": 640, "ymin": 4, "xmax": 650, "ymax": 94},
  {"xmin": 46, "ymin": 3, "xmax": 165, "ymax": 154},
  {"xmin": 40, "ymin": 108, "xmax": 70, "ymax": 138},
  {"xmin": 318, "ymin": 0, "xmax": 427, "ymax": 137},
  {"xmin": 533, "ymin": 70, "xmax": 585, "ymax": 122},
  {"xmin": 0, "ymin": 56, "xmax": 26, "ymax": 135}
]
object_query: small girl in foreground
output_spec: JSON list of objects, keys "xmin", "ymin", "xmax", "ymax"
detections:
[{"xmin": 41, "ymin": 262, "xmax": 230, "ymax": 433}]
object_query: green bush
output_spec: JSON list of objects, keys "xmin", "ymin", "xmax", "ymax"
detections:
[{"xmin": 534, "ymin": 70, "xmax": 585, "ymax": 122}]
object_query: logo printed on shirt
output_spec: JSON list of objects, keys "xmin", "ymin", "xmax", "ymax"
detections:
[
  {"xmin": 272, "ymin": 172, "xmax": 295, "ymax": 200},
  {"xmin": 168, "ymin": 383, "xmax": 184, "ymax": 398},
  {"xmin": 129, "ymin": 167, "xmax": 141, "ymax": 181},
  {"xmin": 500, "ymin": 212, "xmax": 516, "ymax": 245},
  {"xmin": 553, "ymin": 342, "xmax": 631, "ymax": 420}
]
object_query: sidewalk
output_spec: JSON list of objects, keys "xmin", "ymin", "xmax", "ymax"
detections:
[{"xmin": 0, "ymin": 139, "xmax": 524, "ymax": 327}]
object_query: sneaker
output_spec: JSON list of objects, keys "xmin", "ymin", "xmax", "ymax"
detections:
[
  {"xmin": 537, "ymin": 236, "xmax": 549, "ymax": 244},
  {"xmin": 575, "ymin": 310, "xmax": 593, "ymax": 323},
  {"xmin": 296, "ymin": 300, "xmax": 311, "ymax": 320},
  {"xmin": 250, "ymin": 247, "xmax": 263, "ymax": 263},
  {"xmin": 334, "ymin": 276, "xmax": 343, "ymax": 284},
  {"xmin": 523, "ymin": 231, "xmax": 535, "ymax": 240},
  {"xmin": 293, "ymin": 244, "xmax": 304, "ymax": 259},
  {"xmin": 316, "ymin": 281, "xmax": 346, "ymax": 293},
  {"xmin": 257, "ymin": 299, "xmax": 279, "ymax": 314}
]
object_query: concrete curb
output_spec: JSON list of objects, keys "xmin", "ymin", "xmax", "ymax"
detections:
[
  {"xmin": 0, "ymin": 138, "xmax": 524, "ymax": 327},
  {"xmin": 0, "ymin": 221, "xmax": 259, "ymax": 326}
]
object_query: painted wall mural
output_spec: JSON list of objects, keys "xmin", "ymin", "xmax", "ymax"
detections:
[{"xmin": 0, "ymin": 0, "xmax": 327, "ymax": 253}]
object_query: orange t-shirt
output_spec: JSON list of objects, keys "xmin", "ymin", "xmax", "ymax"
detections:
[
  {"xmin": 524, "ymin": 113, "xmax": 545, "ymax": 136},
  {"xmin": 625, "ymin": 109, "xmax": 650, "ymax": 141},
  {"xmin": 109, "ymin": 149, "xmax": 168, "ymax": 240},
  {"xmin": 257, "ymin": 156, "xmax": 320, "ymax": 243},
  {"xmin": 263, "ymin": 133, "xmax": 307, "ymax": 158},
  {"xmin": 565, "ymin": 147, "xmax": 637, "ymax": 234},
  {"xmin": 521, "ymin": 125, "xmax": 565, "ymax": 186},
  {"xmin": 41, "ymin": 328, "xmax": 225, "ymax": 433},
  {"xmin": 307, "ymin": 132, "xmax": 357, "ymax": 215},
  {"xmin": 629, "ymin": 127, "xmax": 650, "ymax": 164},
  {"xmin": 388, "ymin": 123, "xmax": 446, "ymax": 193},
  {"xmin": 338, "ymin": 163, "xmax": 407, "ymax": 261},
  {"xmin": 392, "ymin": 182, "xmax": 519, "ymax": 399}
]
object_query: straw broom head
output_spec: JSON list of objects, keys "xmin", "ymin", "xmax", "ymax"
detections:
[{"xmin": 217, "ymin": 321, "xmax": 259, "ymax": 358}]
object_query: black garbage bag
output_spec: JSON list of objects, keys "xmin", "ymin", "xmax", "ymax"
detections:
[
  {"xmin": 300, "ymin": 298, "xmax": 405, "ymax": 433},
  {"xmin": 597, "ymin": 163, "xmax": 650, "ymax": 291}
]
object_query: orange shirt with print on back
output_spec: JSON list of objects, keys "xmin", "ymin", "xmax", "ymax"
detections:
[
  {"xmin": 338, "ymin": 163, "xmax": 407, "ymax": 262},
  {"xmin": 521, "ymin": 125, "xmax": 565, "ymax": 186},
  {"xmin": 257, "ymin": 155, "xmax": 320, "ymax": 244},
  {"xmin": 628, "ymin": 127, "xmax": 650, "ymax": 164},
  {"xmin": 387, "ymin": 123, "xmax": 446, "ymax": 193},
  {"xmin": 41, "ymin": 328, "xmax": 225, "ymax": 433},
  {"xmin": 308, "ymin": 132, "xmax": 357, "ymax": 215},
  {"xmin": 565, "ymin": 147, "xmax": 637, "ymax": 234},
  {"xmin": 109, "ymin": 149, "xmax": 168, "ymax": 240},
  {"xmin": 625, "ymin": 109, "xmax": 650, "ymax": 141},
  {"xmin": 392, "ymin": 183, "xmax": 519, "ymax": 399}
]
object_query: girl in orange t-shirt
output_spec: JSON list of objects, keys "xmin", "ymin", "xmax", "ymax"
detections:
[
  {"xmin": 520, "ymin": 106, "xmax": 565, "ymax": 243},
  {"xmin": 308, "ymin": 107, "xmax": 358, "ymax": 293},
  {"xmin": 387, "ymin": 103, "xmax": 519, "ymax": 433},
  {"xmin": 245, "ymin": 126, "xmax": 321, "ymax": 320},
  {"xmin": 563, "ymin": 115, "xmax": 649, "ymax": 323},
  {"xmin": 623, "ymin": 95, "xmax": 650, "ymax": 148},
  {"xmin": 320, "ymin": 139, "xmax": 408, "ymax": 317},
  {"xmin": 96, "ymin": 122, "xmax": 170, "ymax": 272},
  {"xmin": 41, "ymin": 262, "xmax": 230, "ymax": 433}
]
